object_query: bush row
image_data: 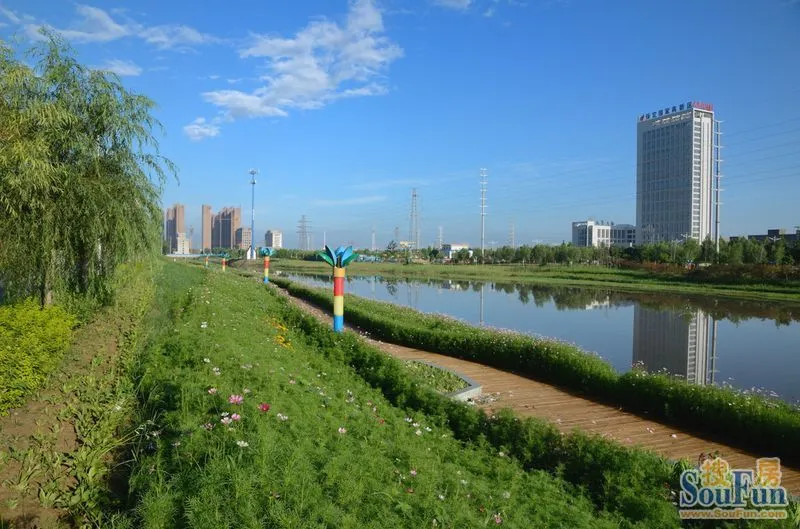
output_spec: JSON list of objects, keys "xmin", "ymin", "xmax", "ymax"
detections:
[
  {"xmin": 0, "ymin": 298, "xmax": 76, "ymax": 415},
  {"xmin": 271, "ymin": 276, "xmax": 800, "ymax": 467}
]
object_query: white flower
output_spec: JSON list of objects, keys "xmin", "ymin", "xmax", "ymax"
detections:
[
  {"xmin": 405, "ymin": 417, "xmax": 412, "ymax": 423},
  {"xmin": 415, "ymin": 429, "xmax": 422, "ymax": 436},
  {"xmin": 412, "ymin": 422, "xmax": 419, "ymax": 428},
  {"xmin": 460, "ymin": 479, "xmax": 467, "ymax": 485},
  {"xmin": 338, "ymin": 427, "xmax": 347, "ymax": 434},
  {"xmin": 277, "ymin": 413, "xmax": 288, "ymax": 421},
  {"xmin": 203, "ymin": 357, "xmax": 210, "ymax": 363},
  {"xmin": 236, "ymin": 440, "xmax": 249, "ymax": 448},
  {"xmin": 502, "ymin": 491, "xmax": 511, "ymax": 499},
  {"xmin": 498, "ymin": 451, "xmax": 505, "ymax": 457},
  {"xmin": 200, "ymin": 322, "xmax": 208, "ymax": 329},
  {"xmin": 425, "ymin": 426, "xmax": 432, "ymax": 432},
  {"xmin": 438, "ymin": 494, "xmax": 445, "ymax": 501}
]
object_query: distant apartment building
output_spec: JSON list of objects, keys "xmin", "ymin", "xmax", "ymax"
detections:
[
  {"xmin": 164, "ymin": 203, "xmax": 185, "ymax": 252},
  {"xmin": 632, "ymin": 306, "xmax": 711, "ymax": 385},
  {"xmin": 636, "ymin": 101, "xmax": 717, "ymax": 244},
  {"xmin": 571, "ymin": 220, "xmax": 636, "ymax": 248},
  {"xmin": 201, "ymin": 204, "xmax": 212, "ymax": 251},
  {"xmin": 235, "ymin": 227, "xmax": 252, "ymax": 250},
  {"xmin": 211, "ymin": 207, "xmax": 241, "ymax": 249},
  {"xmin": 265, "ymin": 230, "xmax": 283, "ymax": 249},
  {"xmin": 176, "ymin": 233, "xmax": 191, "ymax": 255}
]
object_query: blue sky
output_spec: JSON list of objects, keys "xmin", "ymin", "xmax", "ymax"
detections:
[{"xmin": 3, "ymin": 0, "xmax": 799, "ymax": 249}]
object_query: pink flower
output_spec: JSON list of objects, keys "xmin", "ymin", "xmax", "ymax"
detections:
[
  {"xmin": 494, "ymin": 513, "xmax": 502, "ymax": 524},
  {"xmin": 221, "ymin": 417, "xmax": 233, "ymax": 426},
  {"xmin": 228, "ymin": 394, "xmax": 243, "ymax": 405},
  {"xmin": 410, "ymin": 469, "xmax": 417, "ymax": 477},
  {"xmin": 231, "ymin": 413, "xmax": 241, "ymax": 421},
  {"xmin": 258, "ymin": 403, "xmax": 271, "ymax": 412},
  {"xmin": 208, "ymin": 387, "xmax": 217, "ymax": 395},
  {"xmin": 338, "ymin": 427, "xmax": 347, "ymax": 434}
]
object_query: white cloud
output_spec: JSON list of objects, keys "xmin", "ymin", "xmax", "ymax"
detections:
[
  {"xmin": 483, "ymin": 8, "xmax": 496, "ymax": 17},
  {"xmin": 96, "ymin": 59, "xmax": 142, "ymax": 76},
  {"xmin": 313, "ymin": 195, "xmax": 387, "ymax": 206},
  {"xmin": 183, "ymin": 117, "xmax": 220, "ymax": 141},
  {"xmin": 204, "ymin": 0, "xmax": 402, "ymax": 121},
  {"xmin": 433, "ymin": 0, "xmax": 472, "ymax": 9},
  {"xmin": 2, "ymin": 4, "xmax": 217, "ymax": 50}
]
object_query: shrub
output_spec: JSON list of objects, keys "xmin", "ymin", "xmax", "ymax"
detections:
[{"xmin": 0, "ymin": 298, "xmax": 76, "ymax": 415}]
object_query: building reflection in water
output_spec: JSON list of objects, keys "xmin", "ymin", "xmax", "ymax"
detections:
[{"xmin": 632, "ymin": 306, "xmax": 719, "ymax": 384}]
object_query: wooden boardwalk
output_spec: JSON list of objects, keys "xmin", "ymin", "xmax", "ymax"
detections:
[{"xmin": 274, "ymin": 286, "xmax": 800, "ymax": 496}]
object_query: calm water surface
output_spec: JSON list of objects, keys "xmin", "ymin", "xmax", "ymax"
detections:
[{"xmin": 282, "ymin": 272, "xmax": 800, "ymax": 404}]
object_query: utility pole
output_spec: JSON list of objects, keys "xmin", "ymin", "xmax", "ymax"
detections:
[
  {"xmin": 394, "ymin": 226, "xmax": 400, "ymax": 244},
  {"xmin": 480, "ymin": 168, "xmax": 487, "ymax": 264},
  {"xmin": 436, "ymin": 226, "xmax": 443, "ymax": 250},
  {"xmin": 508, "ymin": 219, "xmax": 516, "ymax": 249},
  {"xmin": 371, "ymin": 224, "xmax": 376, "ymax": 252},
  {"xmin": 249, "ymin": 169, "xmax": 258, "ymax": 259},
  {"xmin": 297, "ymin": 215, "xmax": 311, "ymax": 250},
  {"xmin": 409, "ymin": 188, "xmax": 419, "ymax": 251},
  {"xmin": 714, "ymin": 119, "xmax": 724, "ymax": 254}
]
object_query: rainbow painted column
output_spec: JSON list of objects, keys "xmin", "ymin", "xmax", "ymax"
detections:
[
  {"xmin": 333, "ymin": 267, "xmax": 345, "ymax": 332},
  {"xmin": 263, "ymin": 256, "xmax": 270, "ymax": 283},
  {"xmin": 319, "ymin": 245, "xmax": 358, "ymax": 334}
]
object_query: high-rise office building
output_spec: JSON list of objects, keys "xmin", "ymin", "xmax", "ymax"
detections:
[
  {"xmin": 265, "ymin": 230, "xmax": 283, "ymax": 249},
  {"xmin": 235, "ymin": 227, "xmax": 252, "ymax": 250},
  {"xmin": 201, "ymin": 204, "xmax": 212, "ymax": 251},
  {"xmin": 164, "ymin": 203, "xmax": 185, "ymax": 252},
  {"xmin": 211, "ymin": 207, "xmax": 241, "ymax": 249},
  {"xmin": 636, "ymin": 101, "xmax": 716, "ymax": 244}
]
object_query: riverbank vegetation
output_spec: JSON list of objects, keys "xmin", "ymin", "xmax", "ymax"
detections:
[
  {"xmin": 270, "ymin": 276, "xmax": 800, "ymax": 468},
  {"xmin": 265, "ymin": 259, "xmax": 800, "ymax": 302}
]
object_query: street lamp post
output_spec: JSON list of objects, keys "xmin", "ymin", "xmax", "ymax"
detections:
[{"xmin": 249, "ymin": 169, "xmax": 258, "ymax": 260}]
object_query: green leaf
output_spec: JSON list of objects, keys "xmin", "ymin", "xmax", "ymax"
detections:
[
  {"xmin": 318, "ymin": 252, "xmax": 335, "ymax": 267},
  {"xmin": 341, "ymin": 253, "xmax": 359, "ymax": 267}
]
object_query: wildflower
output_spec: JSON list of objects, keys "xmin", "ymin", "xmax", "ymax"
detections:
[
  {"xmin": 221, "ymin": 411, "xmax": 230, "ymax": 417},
  {"xmin": 202, "ymin": 423, "xmax": 214, "ymax": 430},
  {"xmin": 221, "ymin": 417, "xmax": 233, "ymax": 426},
  {"xmin": 412, "ymin": 422, "xmax": 420, "ymax": 428},
  {"xmin": 203, "ymin": 358, "xmax": 211, "ymax": 363},
  {"xmin": 406, "ymin": 488, "xmax": 414, "ymax": 494},
  {"xmin": 229, "ymin": 394, "xmax": 244, "ymax": 405},
  {"xmin": 277, "ymin": 413, "xmax": 288, "ymax": 421},
  {"xmin": 438, "ymin": 494, "xmax": 445, "ymax": 501},
  {"xmin": 498, "ymin": 452, "xmax": 505, "ymax": 457},
  {"xmin": 200, "ymin": 322, "xmax": 208, "ymax": 328},
  {"xmin": 212, "ymin": 367, "xmax": 221, "ymax": 376},
  {"xmin": 410, "ymin": 469, "xmax": 417, "ymax": 477},
  {"xmin": 494, "ymin": 513, "xmax": 503, "ymax": 524},
  {"xmin": 405, "ymin": 417, "xmax": 412, "ymax": 423},
  {"xmin": 236, "ymin": 440, "xmax": 249, "ymax": 448},
  {"xmin": 172, "ymin": 441, "xmax": 181, "ymax": 447},
  {"xmin": 425, "ymin": 426, "xmax": 432, "ymax": 432},
  {"xmin": 231, "ymin": 413, "xmax": 241, "ymax": 421},
  {"xmin": 502, "ymin": 491, "xmax": 510, "ymax": 499},
  {"xmin": 338, "ymin": 427, "xmax": 347, "ymax": 434},
  {"xmin": 415, "ymin": 429, "xmax": 422, "ymax": 436},
  {"xmin": 258, "ymin": 403, "xmax": 271, "ymax": 412},
  {"xmin": 208, "ymin": 387, "xmax": 217, "ymax": 395},
  {"xmin": 243, "ymin": 388, "xmax": 251, "ymax": 394},
  {"xmin": 460, "ymin": 479, "xmax": 467, "ymax": 485},
  {"xmin": 289, "ymin": 380, "xmax": 296, "ymax": 385}
]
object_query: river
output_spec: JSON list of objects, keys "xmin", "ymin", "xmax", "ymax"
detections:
[{"xmin": 281, "ymin": 272, "xmax": 800, "ymax": 404}]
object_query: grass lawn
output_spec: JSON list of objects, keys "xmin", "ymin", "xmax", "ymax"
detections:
[
  {"xmin": 261, "ymin": 260, "xmax": 800, "ymax": 304},
  {"xmin": 126, "ymin": 262, "xmax": 639, "ymax": 528}
]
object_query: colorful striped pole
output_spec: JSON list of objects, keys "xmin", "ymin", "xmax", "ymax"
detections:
[
  {"xmin": 222, "ymin": 257, "xmax": 227, "ymax": 272},
  {"xmin": 263, "ymin": 256, "xmax": 270, "ymax": 284},
  {"xmin": 333, "ymin": 266, "xmax": 345, "ymax": 332}
]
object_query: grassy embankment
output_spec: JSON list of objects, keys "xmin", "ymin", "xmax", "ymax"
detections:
[
  {"xmin": 266, "ymin": 259, "xmax": 800, "ymax": 303},
  {"xmin": 268, "ymin": 275, "xmax": 800, "ymax": 469},
  {"xmin": 123, "ymin": 262, "xmax": 696, "ymax": 528}
]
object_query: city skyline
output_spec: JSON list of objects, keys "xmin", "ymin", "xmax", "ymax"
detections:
[{"xmin": 6, "ymin": 1, "xmax": 798, "ymax": 248}]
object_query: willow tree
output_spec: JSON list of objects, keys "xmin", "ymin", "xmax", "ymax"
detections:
[{"xmin": 0, "ymin": 32, "xmax": 175, "ymax": 306}]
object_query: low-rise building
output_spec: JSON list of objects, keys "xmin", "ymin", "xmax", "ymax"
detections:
[
  {"xmin": 572, "ymin": 220, "xmax": 636, "ymax": 248},
  {"xmin": 728, "ymin": 228, "xmax": 799, "ymax": 244},
  {"xmin": 441, "ymin": 243, "xmax": 472, "ymax": 260}
]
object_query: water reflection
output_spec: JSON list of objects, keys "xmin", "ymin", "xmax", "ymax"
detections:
[{"xmin": 285, "ymin": 272, "xmax": 800, "ymax": 402}]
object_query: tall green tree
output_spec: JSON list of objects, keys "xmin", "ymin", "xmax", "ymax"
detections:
[{"xmin": 0, "ymin": 33, "xmax": 175, "ymax": 306}]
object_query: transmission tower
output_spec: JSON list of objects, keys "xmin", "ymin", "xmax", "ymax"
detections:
[
  {"xmin": 371, "ymin": 224, "xmax": 376, "ymax": 251},
  {"xmin": 394, "ymin": 226, "xmax": 400, "ymax": 243},
  {"xmin": 508, "ymin": 219, "xmax": 515, "ymax": 249},
  {"xmin": 436, "ymin": 226, "xmax": 443, "ymax": 250},
  {"xmin": 714, "ymin": 119, "xmax": 724, "ymax": 254},
  {"xmin": 297, "ymin": 215, "xmax": 311, "ymax": 250},
  {"xmin": 480, "ymin": 168, "xmax": 488, "ymax": 263},
  {"xmin": 409, "ymin": 188, "xmax": 419, "ymax": 250}
]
